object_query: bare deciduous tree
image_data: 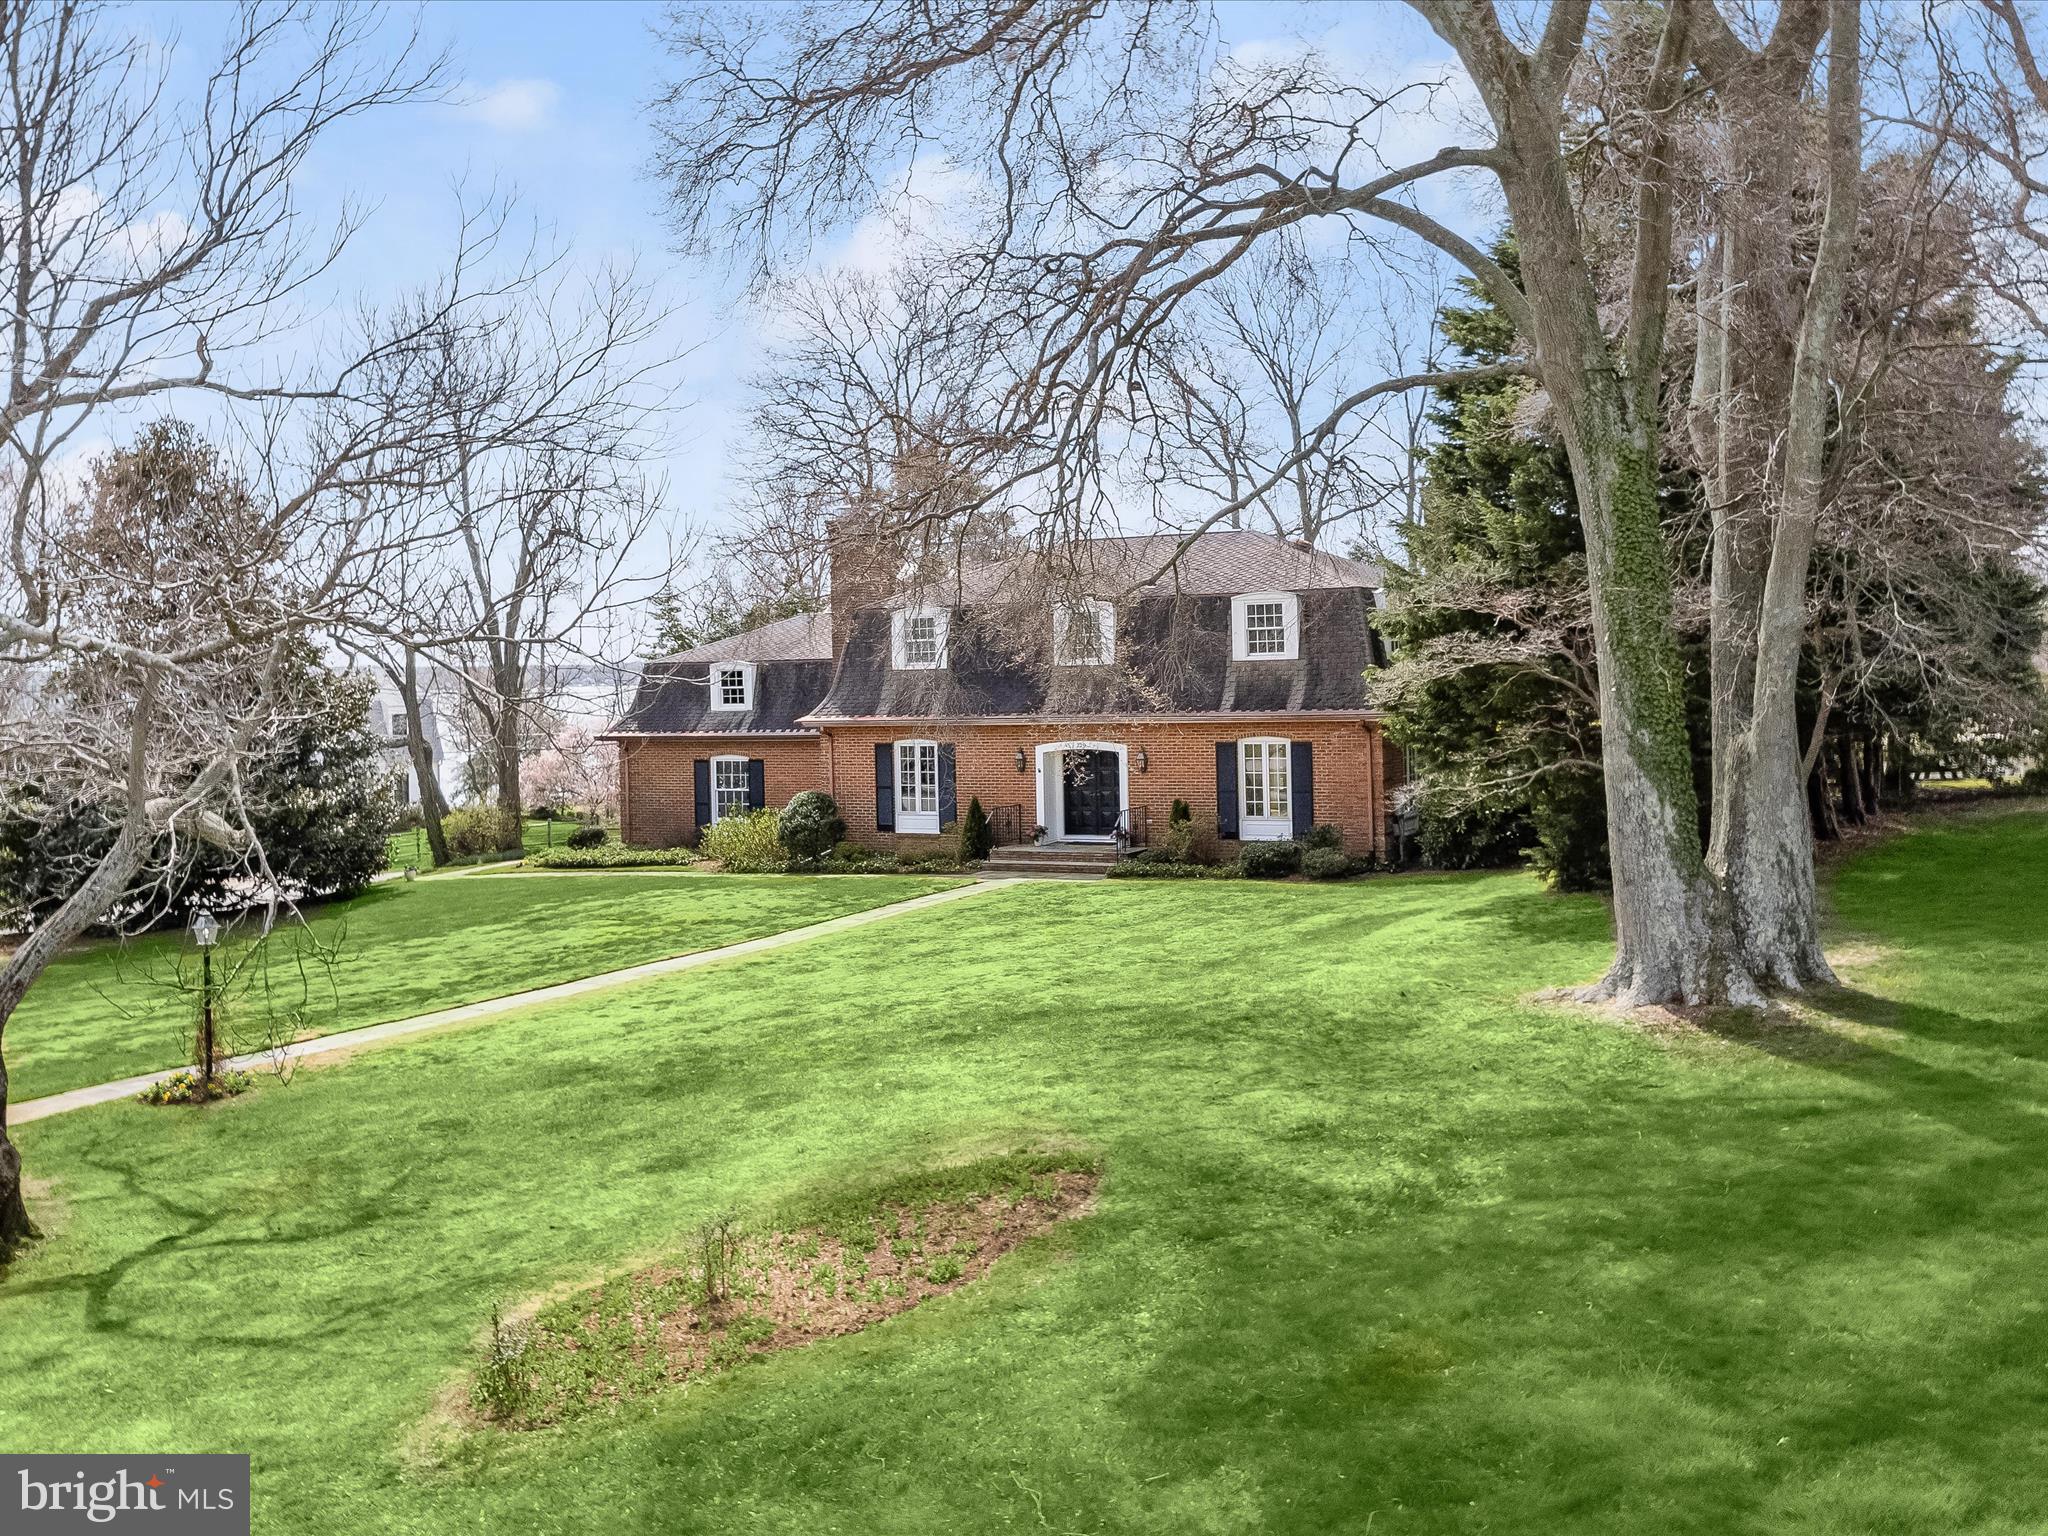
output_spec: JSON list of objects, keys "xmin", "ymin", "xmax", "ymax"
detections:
[
  {"xmin": 651, "ymin": 0, "xmax": 1881, "ymax": 1005},
  {"xmin": 0, "ymin": 2, "xmax": 575, "ymax": 1254}
]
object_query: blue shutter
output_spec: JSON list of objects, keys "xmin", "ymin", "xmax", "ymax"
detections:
[
  {"xmin": 1290, "ymin": 741, "xmax": 1313, "ymax": 838},
  {"xmin": 937, "ymin": 744, "xmax": 957, "ymax": 827},
  {"xmin": 874, "ymin": 743, "xmax": 895, "ymax": 832},
  {"xmin": 746, "ymin": 758, "xmax": 766, "ymax": 811},
  {"xmin": 692, "ymin": 759, "xmax": 711, "ymax": 837},
  {"xmin": 1215, "ymin": 742, "xmax": 1238, "ymax": 839}
]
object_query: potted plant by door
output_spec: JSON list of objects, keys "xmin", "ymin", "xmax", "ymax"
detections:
[{"xmin": 1030, "ymin": 823, "xmax": 1047, "ymax": 845}]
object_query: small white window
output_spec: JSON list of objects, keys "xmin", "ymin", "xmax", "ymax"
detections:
[
  {"xmin": 890, "ymin": 607, "xmax": 949, "ymax": 670},
  {"xmin": 708, "ymin": 663, "xmax": 753, "ymax": 711},
  {"xmin": 389, "ymin": 708, "xmax": 410, "ymax": 741},
  {"xmin": 895, "ymin": 739, "xmax": 941, "ymax": 833},
  {"xmin": 711, "ymin": 755, "xmax": 751, "ymax": 823},
  {"xmin": 1055, "ymin": 599, "xmax": 1114, "ymax": 666},
  {"xmin": 1240, "ymin": 738, "xmax": 1293, "ymax": 839},
  {"xmin": 1231, "ymin": 591, "xmax": 1300, "ymax": 661}
]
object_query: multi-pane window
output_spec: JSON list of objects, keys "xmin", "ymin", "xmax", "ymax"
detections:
[
  {"xmin": 904, "ymin": 614, "xmax": 940, "ymax": 666},
  {"xmin": 1058, "ymin": 601, "xmax": 1111, "ymax": 665},
  {"xmin": 1243, "ymin": 600, "xmax": 1288, "ymax": 656},
  {"xmin": 1241, "ymin": 739, "xmax": 1291, "ymax": 821},
  {"xmin": 712, "ymin": 757, "xmax": 750, "ymax": 822},
  {"xmin": 389, "ymin": 709, "xmax": 410, "ymax": 741},
  {"xmin": 896, "ymin": 741, "xmax": 939, "ymax": 818},
  {"xmin": 711, "ymin": 664, "xmax": 750, "ymax": 709}
]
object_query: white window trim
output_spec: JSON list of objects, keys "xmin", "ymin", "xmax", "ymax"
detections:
[
  {"xmin": 707, "ymin": 662, "xmax": 755, "ymax": 711},
  {"xmin": 1054, "ymin": 598, "xmax": 1115, "ymax": 667},
  {"xmin": 893, "ymin": 738, "xmax": 943, "ymax": 834},
  {"xmin": 1239, "ymin": 737, "xmax": 1294, "ymax": 841},
  {"xmin": 1231, "ymin": 590, "xmax": 1300, "ymax": 662},
  {"xmin": 710, "ymin": 753, "xmax": 752, "ymax": 824},
  {"xmin": 890, "ymin": 607, "xmax": 950, "ymax": 670}
]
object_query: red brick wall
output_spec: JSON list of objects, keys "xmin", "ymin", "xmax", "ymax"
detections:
[
  {"xmin": 820, "ymin": 718, "xmax": 1395, "ymax": 857},
  {"xmin": 617, "ymin": 736, "xmax": 828, "ymax": 847}
]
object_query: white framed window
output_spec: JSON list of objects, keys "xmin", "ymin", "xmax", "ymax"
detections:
[
  {"xmin": 894, "ymin": 739, "xmax": 941, "ymax": 834},
  {"xmin": 708, "ymin": 662, "xmax": 754, "ymax": 711},
  {"xmin": 1240, "ymin": 737, "xmax": 1293, "ymax": 839},
  {"xmin": 1231, "ymin": 590, "xmax": 1299, "ymax": 661},
  {"xmin": 711, "ymin": 755, "xmax": 751, "ymax": 823},
  {"xmin": 389, "ymin": 708, "xmax": 410, "ymax": 741},
  {"xmin": 890, "ymin": 607, "xmax": 949, "ymax": 670},
  {"xmin": 1055, "ymin": 599, "xmax": 1114, "ymax": 666}
]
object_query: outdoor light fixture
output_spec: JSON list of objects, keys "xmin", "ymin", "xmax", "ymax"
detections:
[
  {"xmin": 1015, "ymin": 749, "xmax": 1028, "ymax": 773},
  {"xmin": 192, "ymin": 910, "xmax": 221, "ymax": 1101},
  {"xmin": 1136, "ymin": 748, "xmax": 1149, "ymax": 773}
]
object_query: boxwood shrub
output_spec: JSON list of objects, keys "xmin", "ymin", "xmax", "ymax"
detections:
[
  {"xmin": 1238, "ymin": 840, "xmax": 1303, "ymax": 878},
  {"xmin": 1302, "ymin": 847, "xmax": 1354, "ymax": 881}
]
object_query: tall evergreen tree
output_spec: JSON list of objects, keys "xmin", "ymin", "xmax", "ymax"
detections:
[{"xmin": 1376, "ymin": 242, "xmax": 1615, "ymax": 890}]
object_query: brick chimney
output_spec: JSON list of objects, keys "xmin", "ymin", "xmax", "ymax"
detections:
[{"xmin": 827, "ymin": 510, "xmax": 898, "ymax": 657}]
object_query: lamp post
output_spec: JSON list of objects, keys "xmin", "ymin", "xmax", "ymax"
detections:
[{"xmin": 192, "ymin": 911, "xmax": 220, "ymax": 1099}]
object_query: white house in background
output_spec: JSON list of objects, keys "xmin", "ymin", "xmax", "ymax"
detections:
[{"xmin": 363, "ymin": 677, "xmax": 462, "ymax": 807}]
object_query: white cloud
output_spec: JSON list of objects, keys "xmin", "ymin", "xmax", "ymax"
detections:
[
  {"xmin": 454, "ymin": 77, "xmax": 562, "ymax": 133},
  {"xmin": 822, "ymin": 155, "xmax": 981, "ymax": 279}
]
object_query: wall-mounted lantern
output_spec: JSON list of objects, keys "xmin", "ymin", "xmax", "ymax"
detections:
[
  {"xmin": 1015, "ymin": 748, "xmax": 1028, "ymax": 773},
  {"xmin": 1135, "ymin": 747, "xmax": 1149, "ymax": 773}
]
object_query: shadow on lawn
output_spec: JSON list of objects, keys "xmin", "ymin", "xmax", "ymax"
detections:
[
  {"xmin": 1699, "ymin": 987, "xmax": 2048, "ymax": 1152},
  {"xmin": 0, "ymin": 1150, "xmax": 418, "ymax": 1347}
]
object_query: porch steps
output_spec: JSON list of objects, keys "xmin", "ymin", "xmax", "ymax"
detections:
[{"xmin": 978, "ymin": 842, "xmax": 1119, "ymax": 881}]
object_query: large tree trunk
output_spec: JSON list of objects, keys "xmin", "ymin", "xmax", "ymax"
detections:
[
  {"xmin": 398, "ymin": 648, "xmax": 451, "ymax": 866},
  {"xmin": 1569, "ymin": 432, "xmax": 1748, "ymax": 1004},
  {"xmin": 1431, "ymin": 0, "xmax": 1751, "ymax": 1005},
  {"xmin": 492, "ymin": 663, "xmax": 525, "ymax": 853},
  {"xmin": 1694, "ymin": 0, "xmax": 1858, "ymax": 993},
  {"xmin": 0, "ymin": 818, "xmax": 148, "ymax": 1259}
]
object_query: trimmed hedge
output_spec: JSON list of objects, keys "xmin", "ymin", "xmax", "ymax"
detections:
[
  {"xmin": 1105, "ymin": 860, "xmax": 1242, "ymax": 880},
  {"xmin": 526, "ymin": 845, "xmax": 697, "ymax": 870}
]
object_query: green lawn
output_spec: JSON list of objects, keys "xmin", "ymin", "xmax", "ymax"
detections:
[
  {"xmin": 6, "ymin": 871, "xmax": 962, "ymax": 1101},
  {"xmin": 4, "ymin": 812, "xmax": 2048, "ymax": 1533}
]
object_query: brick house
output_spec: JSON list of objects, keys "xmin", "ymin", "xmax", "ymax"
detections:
[{"xmin": 604, "ymin": 530, "xmax": 1404, "ymax": 858}]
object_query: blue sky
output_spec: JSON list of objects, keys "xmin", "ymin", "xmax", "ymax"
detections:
[{"xmin": 125, "ymin": 1, "xmax": 1466, "ymax": 548}]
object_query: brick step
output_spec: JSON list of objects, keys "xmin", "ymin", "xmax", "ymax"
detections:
[
  {"xmin": 985, "ymin": 842, "xmax": 1118, "ymax": 863},
  {"xmin": 979, "ymin": 867, "xmax": 1109, "ymax": 881},
  {"xmin": 980, "ymin": 854, "xmax": 1116, "ymax": 878}
]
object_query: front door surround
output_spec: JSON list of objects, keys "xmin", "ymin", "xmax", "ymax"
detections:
[{"xmin": 1034, "ymin": 740, "xmax": 1128, "ymax": 843}]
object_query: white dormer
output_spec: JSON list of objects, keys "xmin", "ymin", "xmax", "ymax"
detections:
[
  {"xmin": 707, "ymin": 661, "xmax": 755, "ymax": 710},
  {"xmin": 1231, "ymin": 591, "xmax": 1299, "ymax": 661},
  {"xmin": 1055, "ymin": 599, "xmax": 1114, "ymax": 666},
  {"xmin": 890, "ymin": 606, "xmax": 950, "ymax": 670}
]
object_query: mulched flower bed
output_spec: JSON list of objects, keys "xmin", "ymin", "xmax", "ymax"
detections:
[{"xmin": 466, "ymin": 1160, "xmax": 1098, "ymax": 1429}]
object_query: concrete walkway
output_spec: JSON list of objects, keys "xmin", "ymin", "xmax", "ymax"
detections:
[{"xmin": 14, "ymin": 879, "xmax": 1020, "ymax": 1126}]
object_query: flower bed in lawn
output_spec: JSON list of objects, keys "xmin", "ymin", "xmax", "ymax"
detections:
[{"xmin": 463, "ymin": 1154, "xmax": 1099, "ymax": 1429}]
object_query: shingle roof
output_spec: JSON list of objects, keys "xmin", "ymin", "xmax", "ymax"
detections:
[
  {"xmin": 613, "ymin": 531, "xmax": 1384, "ymax": 733},
  {"xmin": 655, "ymin": 610, "xmax": 832, "ymax": 664},
  {"xmin": 880, "ymin": 529, "xmax": 1383, "ymax": 607},
  {"xmin": 807, "ymin": 587, "xmax": 1384, "ymax": 722},
  {"xmin": 608, "ymin": 658, "xmax": 833, "ymax": 737}
]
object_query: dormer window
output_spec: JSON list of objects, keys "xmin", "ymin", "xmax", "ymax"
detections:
[
  {"xmin": 890, "ymin": 607, "xmax": 949, "ymax": 670},
  {"xmin": 1231, "ymin": 591, "xmax": 1299, "ymax": 661},
  {"xmin": 1055, "ymin": 599, "xmax": 1114, "ymax": 666},
  {"xmin": 708, "ymin": 662, "xmax": 754, "ymax": 710}
]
